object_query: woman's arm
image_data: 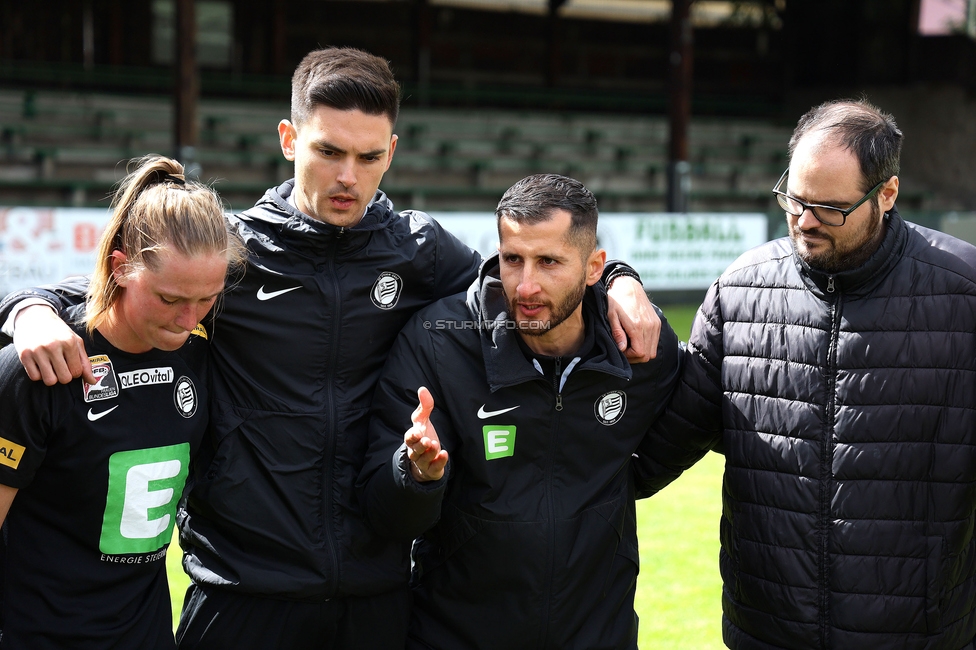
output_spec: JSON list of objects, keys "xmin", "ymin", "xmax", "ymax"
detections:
[{"xmin": 0, "ymin": 484, "xmax": 19, "ymax": 526}]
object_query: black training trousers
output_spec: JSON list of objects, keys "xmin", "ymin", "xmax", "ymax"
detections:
[{"xmin": 175, "ymin": 582, "xmax": 411, "ymax": 650}]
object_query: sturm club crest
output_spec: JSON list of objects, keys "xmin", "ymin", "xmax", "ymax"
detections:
[
  {"xmin": 173, "ymin": 376, "xmax": 198, "ymax": 418},
  {"xmin": 594, "ymin": 390, "xmax": 627, "ymax": 426},
  {"xmin": 370, "ymin": 271, "xmax": 403, "ymax": 310}
]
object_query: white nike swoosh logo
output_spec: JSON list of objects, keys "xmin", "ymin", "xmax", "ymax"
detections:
[
  {"xmin": 87, "ymin": 406, "xmax": 119, "ymax": 421},
  {"xmin": 256, "ymin": 285, "xmax": 302, "ymax": 301},
  {"xmin": 477, "ymin": 405, "xmax": 520, "ymax": 419}
]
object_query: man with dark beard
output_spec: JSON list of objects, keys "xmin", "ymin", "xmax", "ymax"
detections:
[
  {"xmin": 357, "ymin": 174, "xmax": 683, "ymax": 650},
  {"xmin": 642, "ymin": 98, "xmax": 976, "ymax": 649}
]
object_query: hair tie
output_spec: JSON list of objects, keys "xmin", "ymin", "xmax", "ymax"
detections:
[{"xmin": 163, "ymin": 173, "xmax": 186, "ymax": 186}]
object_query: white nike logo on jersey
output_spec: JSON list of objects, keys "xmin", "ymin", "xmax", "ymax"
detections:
[
  {"xmin": 256, "ymin": 285, "xmax": 301, "ymax": 301},
  {"xmin": 477, "ymin": 405, "xmax": 520, "ymax": 419},
  {"xmin": 88, "ymin": 405, "xmax": 119, "ymax": 421}
]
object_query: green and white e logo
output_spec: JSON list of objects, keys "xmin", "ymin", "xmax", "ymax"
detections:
[
  {"xmin": 483, "ymin": 425, "xmax": 516, "ymax": 460},
  {"xmin": 99, "ymin": 443, "xmax": 190, "ymax": 555}
]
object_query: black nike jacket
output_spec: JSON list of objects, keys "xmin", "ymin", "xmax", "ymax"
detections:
[{"xmin": 358, "ymin": 254, "xmax": 682, "ymax": 649}]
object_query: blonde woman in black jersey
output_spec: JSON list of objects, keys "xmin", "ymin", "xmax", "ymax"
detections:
[{"xmin": 0, "ymin": 155, "xmax": 244, "ymax": 650}]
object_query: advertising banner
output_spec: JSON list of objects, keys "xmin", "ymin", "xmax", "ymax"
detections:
[
  {"xmin": 1, "ymin": 208, "xmax": 768, "ymax": 295},
  {"xmin": 432, "ymin": 212, "xmax": 768, "ymax": 291},
  {"xmin": 0, "ymin": 207, "xmax": 108, "ymax": 296}
]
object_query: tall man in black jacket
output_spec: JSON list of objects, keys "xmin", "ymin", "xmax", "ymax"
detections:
[
  {"xmin": 359, "ymin": 174, "xmax": 682, "ymax": 650},
  {"xmin": 0, "ymin": 49, "xmax": 661, "ymax": 648},
  {"xmin": 646, "ymin": 99, "xmax": 976, "ymax": 648}
]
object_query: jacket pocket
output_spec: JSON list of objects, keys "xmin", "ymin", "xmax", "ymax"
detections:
[
  {"xmin": 189, "ymin": 403, "xmax": 328, "ymax": 546},
  {"xmin": 209, "ymin": 398, "xmax": 250, "ymax": 446},
  {"xmin": 589, "ymin": 496, "xmax": 635, "ymax": 597},
  {"xmin": 195, "ymin": 398, "xmax": 251, "ymax": 483},
  {"xmin": 413, "ymin": 507, "xmax": 550, "ymax": 647}
]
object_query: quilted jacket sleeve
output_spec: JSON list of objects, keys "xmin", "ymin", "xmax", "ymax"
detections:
[{"xmin": 633, "ymin": 281, "xmax": 726, "ymax": 498}]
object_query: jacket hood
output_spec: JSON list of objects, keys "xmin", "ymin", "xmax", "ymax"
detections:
[
  {"xmin": 793, "ymin": 205, "xmax": 908, "ymax": 298},
  {"xmin": 237, "ymin": 179, "xmax": 399, "ymax": 250},
  {"xmin": 466, "ymin": 253, "xmax": 632, "ymax": 392}
]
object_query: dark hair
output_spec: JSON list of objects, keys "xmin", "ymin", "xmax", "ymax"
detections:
[
  {"xmin": 788, "ymin": 98, "xmax": 903, "ymax": 192},
  {"xmin": 86, "ymin": 155, "xmax": 246, "ymax": 334},
  {"xmin": 495, "ymin": 174, "xmax": 599, "ymax": 253},
  {"xmin": 290, "ymin": 47, "xmax": 401, "ymax": 127}
]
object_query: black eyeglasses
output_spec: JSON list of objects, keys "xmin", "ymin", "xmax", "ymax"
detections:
[{"xmin": 772, "ymin": 169, "xmax": 886, "ymax": 227}]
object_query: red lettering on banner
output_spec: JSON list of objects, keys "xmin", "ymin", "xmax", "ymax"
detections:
[{"xmin": 74, "ymin": 222, "xmax": 100, "ymax": 252}]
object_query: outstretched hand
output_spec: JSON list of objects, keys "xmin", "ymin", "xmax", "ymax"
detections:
[
  {"xmin": 15, "ymin": 305, "xmax": 95, "ymax": 386},
  {"xmin": 405, "ymin": 386, "xmax": 449, "ymax": 483}
]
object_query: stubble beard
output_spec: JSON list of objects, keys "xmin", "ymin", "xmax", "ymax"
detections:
[{"xmin": 511, "ymin": 279, "xmax": 587, "ymax": 338}]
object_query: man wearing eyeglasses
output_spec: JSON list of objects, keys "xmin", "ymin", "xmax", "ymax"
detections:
[{"xmin": 641, "ymin": 98, "xmax": 976, "ymax": 649}]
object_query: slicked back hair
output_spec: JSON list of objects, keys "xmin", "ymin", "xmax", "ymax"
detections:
[
  {"xmin": 290, "ymin": 47, "xmax": 401, "ymax": 127},
  {"xmin": 788, "ymin": 98, "xmax": 902, "ymax": 193},
  {"xmin": 495, "ymin": 174, "xmax": 599, "ymax": 255}
]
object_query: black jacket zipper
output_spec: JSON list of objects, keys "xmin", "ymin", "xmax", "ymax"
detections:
[{"xmin": 819, "ymin": 286, "xmax": 841, "ymax": 648}]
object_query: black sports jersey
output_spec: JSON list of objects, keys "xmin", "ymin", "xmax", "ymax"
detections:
[{"xmin": 0, "ymin": 305, "xmax": 209, "ymax": 650}]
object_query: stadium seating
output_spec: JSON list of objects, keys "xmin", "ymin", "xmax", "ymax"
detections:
[{"xmin": 0, "ymin": 87, "xmax": 803, "ymax": 214}]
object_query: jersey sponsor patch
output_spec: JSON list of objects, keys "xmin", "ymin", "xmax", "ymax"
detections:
[
  {"xmin": 84, "ymin": 355, "xmax": 119, "ymax": 403},
  {"xmin": 594, "ymin": 390, "xmax": 627, "ymax": 426},
  {"xmin": 0, "ymin": 436, "xmax": 25, "ymax": 469},
  {"xmin": 173, "ymin": 376, "xmax": 197, "ymax": 418},
  {"xmin": 190, "ymin": 323, "xmax": 208, "ymax": 340},
  {"xmin": 370, "ymin": 271, "xmax": 403, "ymax": 310},
  {"xmin": 118, "ymin": 367, "xmax": 174, "ymax": 390},
  {"xmin": 483, "ymin": 425, "xmax": 516, "ymax": 460},
  {"xmin": 99, "ymin": 443, "xmax": 191, "ymax": 555}
]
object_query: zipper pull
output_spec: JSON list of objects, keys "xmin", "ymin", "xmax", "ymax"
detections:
[
  {"xmin": 827, "ymin": 276, "xmax": 835, "ymax": 293},
  {"xmin": 553, "ymin": 356, "xmax": 563, "ymax": 411}
]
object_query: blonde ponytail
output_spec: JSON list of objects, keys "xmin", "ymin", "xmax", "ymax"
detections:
[{"xmin": 86, "ymin": 155, "xmax": 246, "ymax": 333}]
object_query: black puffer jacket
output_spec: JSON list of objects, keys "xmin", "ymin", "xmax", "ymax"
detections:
[
  {"xmin": 649, "ymin": 208, "xmax": 976, "ymax": 649},
  {"xmin": 359, "ymin": 254, "xmax": 682, "ymax": 650}
]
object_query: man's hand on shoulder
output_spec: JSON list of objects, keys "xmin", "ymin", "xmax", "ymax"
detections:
[
  {"xmin": 607, "ymin": 276, "xmax": 660, "ymax": 363},
  {"xmin": 14, "ymin": 305, "xmax": 95, "ymax": 386}
]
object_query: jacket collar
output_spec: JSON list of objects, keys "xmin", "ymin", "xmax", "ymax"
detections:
[
  {"xmin": 794, "ymin": 205, "xmax": 908, "ymax": 298},
  {"xmin": 466, "ymin": 254, "xmax": 632, "ymax": 393},
  {"xmin": 239, "ymin": 179, "xmax": 398, "ymax": 250}
]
